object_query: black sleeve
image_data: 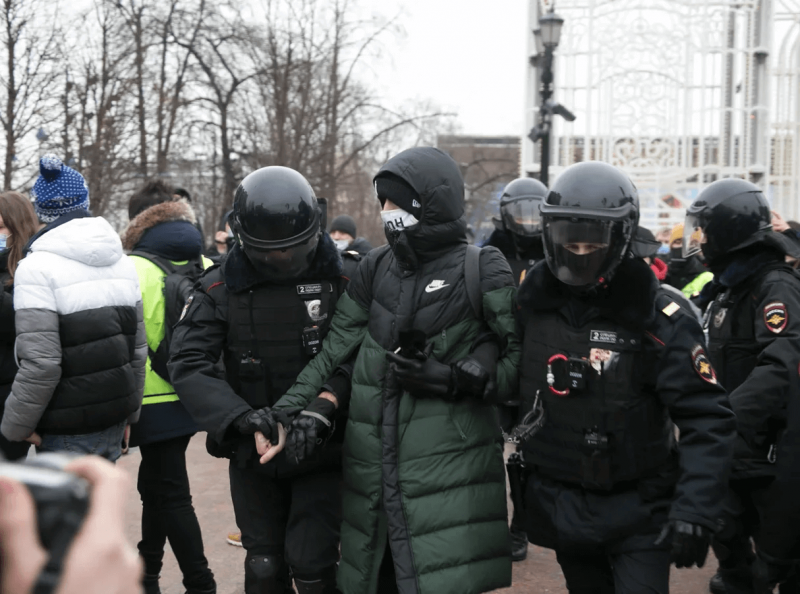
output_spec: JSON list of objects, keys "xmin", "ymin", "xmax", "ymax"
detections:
[
  {"xmin": 728, "ymin": 273, "xmax": 800, "ymax": 447},
  {"xmin": 0, "ymin": 287, "xmax": 15, "ymax": 343},
  {"xmin": 321, "ymin": 353, "xmax": 357, "ymax": 411},
  {"xmin": 167, "ymin": 282, "xmax": 251, "ymax": 444},
  {"xmin": 652, "ymin": 302, "xmax": 737, "ymax": 530},
  {"xmin": 346, "ymin": 245, "xmax": 390, "ymax": 310}
]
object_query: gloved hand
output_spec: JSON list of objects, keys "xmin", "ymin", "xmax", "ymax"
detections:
[
  {"xmin": 452, "ymin": 340, "xmax": 499, "ymax": 400},
  {"xmin": 233, "ymin": 408, "xmax": 281, "ymax": 445},
  {"xmin": 386, "ymin": 344, "xmax": 456, "ymax": 400},
  {"xmin": 655, "ymin": 520, "xmax": 710, "ymax": 568},
  {"xmin": 285, "ymin": 397, "xmax": 337, "ymax": 464}
]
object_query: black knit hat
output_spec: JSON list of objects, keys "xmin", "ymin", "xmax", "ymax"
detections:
[
  {"xmin": 375, "ymin": 173, "xmax": 422, "ymax": 219},
  {"xmin": 330, "ymin": 214, "xmax": 357, "ymax": 238}
]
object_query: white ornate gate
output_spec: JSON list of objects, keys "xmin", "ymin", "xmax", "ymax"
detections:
[{"xmin": 523, "ymin": 0, "xmax": 800, "ymax": 230}]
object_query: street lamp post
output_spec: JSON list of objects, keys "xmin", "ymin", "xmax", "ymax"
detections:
[{"xmin": 529, "ymin": 8, "xmax": 565, "ymax": 187}]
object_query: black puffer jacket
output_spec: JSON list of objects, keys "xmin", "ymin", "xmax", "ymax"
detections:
[{"xmin": 274, "ymin": 147, "xmax": 522, "ymax": 594}]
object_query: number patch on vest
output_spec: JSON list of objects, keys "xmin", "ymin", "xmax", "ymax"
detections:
[
  {"xmin": 297, "ymin": 284, "xmax": 322, "ymax": 295},
  {"xmin": 764, "ymin": 302, "xmax": 788, "ymax": 334},
  {"xmin": 590, "ymin": 330, "xmax": 618, "ymax": 344},
  {"xmin": 691, "ymin": 345, "xmax": 718, "ymax": 384}
]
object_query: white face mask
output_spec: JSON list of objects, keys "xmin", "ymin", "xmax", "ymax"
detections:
[
  {"xmin": 333, "ymin": 238, "xmax": 350, "ymax": 251},
  {"xmin": 381, "ymin": 208, "xmax": 419, "ymax": 232}
]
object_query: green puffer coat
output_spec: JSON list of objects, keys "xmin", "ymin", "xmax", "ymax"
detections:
[{"xmin": 275, "ymin": 147, "xmax": 521, "ymax": 594}]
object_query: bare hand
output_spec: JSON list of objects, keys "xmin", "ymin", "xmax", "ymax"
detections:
[
  {"xmin": 25, "ymin": 432, "xmax": 42, "ymax": 446},
  {"xmin": 772, "ymin": 210, "xmax": 790, "ymax": 233},
  {"xmin": 256, "ymin": 424, "xmax": 286, "ymax": 465},
  {"xmin": 0, "ymin": 456, "xmax": 142, "ymax": 594}
]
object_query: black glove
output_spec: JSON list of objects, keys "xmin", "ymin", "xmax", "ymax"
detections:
[
  {"xmin": 285, "ymin": 397, "xmax": 337, "ymax": 464},
  {"xmin": 655, "ymin": 520, "xmax": 709, "ymax": 569},
  {"xmin": 233, "ymin": 408, "xmax": 281, "ymax": 445},
  {"xmin": 386, "ymin": 344, "xmax": 456, "ymax": 400},
  {"xmin": 452, "ymin": 340, "xmax": 499, "ymax": 400}
]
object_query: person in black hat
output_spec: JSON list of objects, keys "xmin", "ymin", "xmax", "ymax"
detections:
[{"xmin": 329, "ymin": 214, "xmax": 372, "ymax": 278}]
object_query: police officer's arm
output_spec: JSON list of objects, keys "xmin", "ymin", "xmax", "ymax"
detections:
[
  {"xmin": 167, "ymin": 284, "xmax": 251, "ymax": 445},
  {"xmin": 728, "ymin": 275, "xmax": 800, "ymax": 446},
  {"xmin": 272, "ymin": 251, "xmax": 379, "ymax": 411},
  {"xmin": 654, "ymin": 308, "xmax": 736, "ymax": 530},
  {"xmin": 478, "ymin": 248, "xmax": 521, "ymax": 399}
]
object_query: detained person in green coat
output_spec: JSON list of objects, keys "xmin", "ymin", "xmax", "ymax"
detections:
[{"xmin": 261, "ymin": 147, "xmax": 522, "ymax": 594}]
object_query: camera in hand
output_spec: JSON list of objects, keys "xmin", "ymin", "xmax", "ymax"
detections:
[
  {"xmin": 397, "ymin": 329, "xmax": 427, "ymax": 359},
  {"xmin": 0, "ymin": 452, "xmax": 89, "ymax": 591}
]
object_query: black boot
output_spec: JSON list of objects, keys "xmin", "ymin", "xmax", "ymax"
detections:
[
  {"xmin": 510, "ymin": 525, "xmax": 529, "ymax": 562},
  {"xmin": 143, "ymin": 574, "xmax": 161, "ymax": 594},
  {"xmin": 709, "ymin": 572, "xmax": 727, "ymax": 594}
]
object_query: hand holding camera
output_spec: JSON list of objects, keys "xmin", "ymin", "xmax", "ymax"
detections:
[{"xmin": 0, "ymin": 455, "xmax": 142, "ymax": 594}]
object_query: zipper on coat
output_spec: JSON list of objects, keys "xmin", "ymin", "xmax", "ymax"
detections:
[{"xmin": 450, "ymin": 406, "xmax": 467, "ymax": 441}]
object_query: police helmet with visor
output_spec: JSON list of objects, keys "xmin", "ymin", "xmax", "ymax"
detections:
[
  {"xmin": 541, "ymin": 161, "xmax": 639, "ymax": 290},
  {"xmin": 231, "ymin": 166, "xmax": 321, "ymax": 279},
  {"xmin": 683, "ymin": 178, "xmax": 771, "ymax": 265},
  {"xmin": 499, "ymin": 177, "xmax": 548, "ymax": 238}
]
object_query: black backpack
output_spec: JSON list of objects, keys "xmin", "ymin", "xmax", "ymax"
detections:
[{"xmin": 130, "ymin": 250, "xmax": 205, "ymax": 382}]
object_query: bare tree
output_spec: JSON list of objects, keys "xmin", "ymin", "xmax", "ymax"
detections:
[{"xmin": 0, "ymin": 0, "xmax": 60, "ymax": 190}]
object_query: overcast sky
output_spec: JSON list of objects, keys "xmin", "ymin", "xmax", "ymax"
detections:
[{"xmin": 379, "ymin": 0, "xmax": 529, "ymax": 137}]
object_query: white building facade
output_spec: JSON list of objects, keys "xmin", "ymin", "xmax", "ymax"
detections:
[{"xmin": 523, "ymin": 0, "xmax": 800, "ymax": 231}]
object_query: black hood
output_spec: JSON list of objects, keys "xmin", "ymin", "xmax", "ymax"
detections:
[{"xmin": 374, "ymin": 147, "xmax": 467, "ymax": 264}]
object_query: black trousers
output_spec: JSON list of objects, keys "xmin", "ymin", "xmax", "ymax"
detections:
[
  {"xmin": 555, "ymin": 547, "xmax": 670, "ymax": 594},
  {"xmin": 137, "ymin": 434, "xmax": 215, "ymax": 593},
  {"xmin": 228, "ymin": 464, "xmax": 342, "ymax": 578}
]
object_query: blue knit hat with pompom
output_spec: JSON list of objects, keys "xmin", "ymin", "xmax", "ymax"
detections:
[{"xmin": 31, "ymin": 154, "xmax": 90, "ymax": 223}]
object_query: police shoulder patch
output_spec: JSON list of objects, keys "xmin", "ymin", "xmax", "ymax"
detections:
[
  {"xmin": 691, "ymin": 344, "xmax": 717, "ymax": 384},
  {"xmin": 764, "ymin": 302, "xmax": 788, "ymax": 334},
  {"xmin": 662, "ymin": 301, "xmax": 680, "ymax": 317}
]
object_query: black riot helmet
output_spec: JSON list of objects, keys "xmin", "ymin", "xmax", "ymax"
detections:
[
  {"xmin": 231, "ymin": 166, "xmax": 321, "ymax": 279},
  {"xmin": 498, "ymin": 177, "xmax": 548, "ymax": 238},
  {"xmin": 541, "ymin": 161, "xmax": 639, "ymax": 290},
  {"xmin": 683, "ymin": 178, "xmax": 771, "ymax": 265}
]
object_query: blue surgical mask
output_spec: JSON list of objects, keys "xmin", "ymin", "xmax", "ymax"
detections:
[
  {"xmin": 0, "ymin": 234, "xmax": 7, "ymax": 251},
  {"xmin": 333, "ymin": 238, "xmax": 350, "ymax": 251}
]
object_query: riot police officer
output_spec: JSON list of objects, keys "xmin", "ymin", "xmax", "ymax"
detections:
[
  {"xmin": 484, "ymin": 176, "xmax": 548, "ymax": 286},
  {"xmin": 167, "ymin": 167, "xmax": 347, "ymax": 594},
  {"xmin": 484, "ymin": 176, "xmax": 548, "ymax": 563},
  {"xmin": 685, "ymin": 178, "xmax": 800, "ymax": 594},
  {"xmin": 515, "ymin": 161, "xmax": 736, "ymax": 593}
]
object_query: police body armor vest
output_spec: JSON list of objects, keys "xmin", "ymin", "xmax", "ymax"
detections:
[
  {"xmin": 705, "ymin": 261, "xmax": 793, "ymax": 394},
  {"xmin": 520, "ymin": 311, "xmax": 674, "ymax": 490},
  {"xmin": 224, "ymin": 279, "xmax": 339, "ymax": 409},
  {"xmin": 508, "ymin": 256, "xmax": 538, "ymax": 288}
]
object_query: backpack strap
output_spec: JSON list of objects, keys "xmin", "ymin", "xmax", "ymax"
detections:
[{"xmin": 464, "ymin": 244, "xmax": 483, "ymax": 320}]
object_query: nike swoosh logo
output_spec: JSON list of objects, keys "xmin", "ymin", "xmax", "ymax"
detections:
[{"xmin": 425, "ymin": 283, "xmax": 450, "ymax": 293}]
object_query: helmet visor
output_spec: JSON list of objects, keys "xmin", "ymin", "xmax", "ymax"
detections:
[
  {"xmin": 682, "ymin": 215, "xmax": 705, "ymax": 258},
  {"xmin": 544, "ymin": 219, "xmax": 614, "ymax": 286},
  {"xmin": 243, "ymin": 233, "xmax": 319, "ymax": 280},
  {"xmin": 501, "ymin": 198, "xmax": 542, "ymax": 237}
]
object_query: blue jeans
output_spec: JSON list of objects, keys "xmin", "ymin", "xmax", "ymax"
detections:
[{"xmin": 38, "ymin": 420, "xmax": 126, "ymax": 462}]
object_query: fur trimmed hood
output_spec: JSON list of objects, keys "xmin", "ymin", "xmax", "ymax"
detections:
[{"xmin": 121, "ymin": 200, "xmax": 197, "ymax": 252}]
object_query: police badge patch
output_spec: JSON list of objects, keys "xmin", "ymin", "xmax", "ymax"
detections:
[
  {"xmin": 764, "ymin": 302, "xmax": 788, "ymax": 334},
  {"xmin": 691, "ymin": 344, "xmax": 717, "ymax": 384},
  {"xmin": 714, "ymin": 308, "xmax": 727, "ymax": 329},
  {"xmin": 305, "ymin": 299, "xmax": 324, "ymax": 322}
]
